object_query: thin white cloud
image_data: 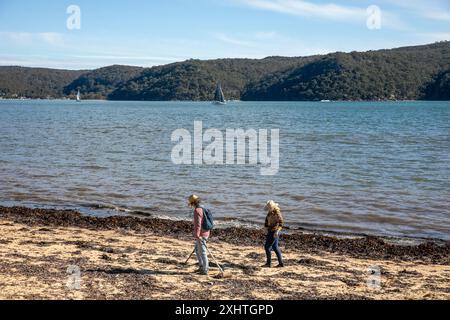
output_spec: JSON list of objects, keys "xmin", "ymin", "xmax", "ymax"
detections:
[
  {"xmin": 0, "ymin": 56, "xmax": 95, "ymax": 69},
  {"xmin": 213, "ymin": 33, "xmax": 257, "ymax": 47},
  {"xmin": 381, "ymin": 0, "xmax": 450, "ymax": 22},
  {"xmin": 209, "ymin": 30, "xmax": 334, "ymax": 58},
  {"xmin": 417, "ymin": 32, "xmax": 450, "ymax": 42},
  {"xmin": 423, "ymin": 11, "xmax": 450, "ymax": 22},
  {"xmin": 233, "ymin": 0, "xmax": 407, "ymax": 30},
  {"xmin": 254, "ymin": 31, "xmax": 277, "ymax": 39},
  {"xmin": 0, "ymin": 32, "xmax": 32, "ymax": 44},
  {"xmin": 235, "ymin": 0, "xmax": 366, "ymax": 22},
  {"xmin": 0, "ymin": 53, "xmax": 184, "ymax": 70},
  {"xmin": 0, "ymin": 32, "xmax": 64, "ymax": 46},
  {"xmin": 72, "ymin": 54, "xmax": 180, "ymax": 62},
  {"xmin": 37, "ymin": 33, "xmax": 64, "ymax": 46}
]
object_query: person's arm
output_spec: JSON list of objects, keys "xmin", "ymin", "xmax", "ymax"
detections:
[
  {"xmin": 278, "ymin": 213, "xmax": 284, "ymax": 229},
  {"xmin": 264, "ymin": 216, "xmax": 269, "ymax": 228},
  {"xmin": 273, "ymin": 213, "xmax": 283, "ymax": 237},
  {"xmin": 193, "ymin": 207, "xmax": 203, "ymax": 240}
]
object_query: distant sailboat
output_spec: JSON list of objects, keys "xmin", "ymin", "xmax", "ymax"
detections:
[
  {"xmin": 76, "ymin": 90, "xmax": 81, "ymax": 102},
  {"xmin": 212, "ymin": 83, "xmax": 226, "ymax": 105}
]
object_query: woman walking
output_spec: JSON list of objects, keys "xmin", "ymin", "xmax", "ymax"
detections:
[{"xmin": 263, "ymin": 200, "xmax": 285, "ymax": 268}]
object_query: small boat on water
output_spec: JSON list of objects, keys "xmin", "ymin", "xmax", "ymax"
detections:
[
  {"xmin": 212, "ymin": 83, "xmax": 226, "ymax": 105},
  {"xmin": 76, "ymin": 90, "xmax": 81, "ymax": 102},
  {"xmin": 320, "ymin": 99, "xmax": 331, "ymax": 103}
]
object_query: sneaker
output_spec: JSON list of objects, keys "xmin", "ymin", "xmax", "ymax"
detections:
[
  {"xmin": 276, "ymin": 263, "xmax": 285, "ymax": 268},
  {"xmin": 262, "ymin": 263, "xmax": 272, "ymax": 268}
]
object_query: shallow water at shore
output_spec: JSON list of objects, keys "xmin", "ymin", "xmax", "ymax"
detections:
[{"xmin": 1, "ymin": 100, "xmax": 449, "ymax": 240}]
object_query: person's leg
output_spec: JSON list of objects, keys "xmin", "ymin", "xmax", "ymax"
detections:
[
  {"xmin": 195, "ymin": 239, "xmax": 204, "ymax": 269},
  {"xmin": 200, "ymin": 238, "xmax": 209, "ymax": 274},
  {"xmin": 264, "ymin": 232, "xmax": 274, "ymax": 266},
  {"xmin": 272, "ymin": 237, "xmax": 284, "ymax": 267}
]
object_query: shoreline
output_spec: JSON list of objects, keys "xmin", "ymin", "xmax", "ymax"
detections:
[
  {"xmin": 1, "ymin": 206, "xmax": 449, "ymax": 264},
  {"xmin": 2, "ymin": 98, "xmax": 450, "ymax": 102},
  {"xmin": 0, "ymin": 206, "xmax": 449, "ymax": 300},
  {"xmin": 2, "ymin": 201, "xmax": 449, "ymax": 244}
]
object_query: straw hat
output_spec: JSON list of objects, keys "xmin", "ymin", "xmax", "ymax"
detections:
[
  {"xmin": 264, "ymin": 200, "xmax": 280, "ymax": 212},
  {"xmin": 188, "ymin": 194, "xmax": 201, "ymax": 206}
]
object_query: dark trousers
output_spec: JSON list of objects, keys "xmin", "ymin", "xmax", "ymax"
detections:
[{"xmin": 264, "ymin": 231, "xmax": 283, "ymax": 265}]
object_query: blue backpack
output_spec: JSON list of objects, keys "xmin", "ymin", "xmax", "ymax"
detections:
[{"xmin": 198, "ymin": 206, "xmax": 214, "ymax": 231}]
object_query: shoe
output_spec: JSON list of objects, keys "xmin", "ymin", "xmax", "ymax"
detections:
[
  {"xmin": 262, "ymin": 263, "xmax": 272, "ymax": 268},
  {"xmin": 194, "ymin": 268, "xmax": 208, "ymax": 275},
  {"xmin": 276, "ymin": 263, "xmax": 285, "ymax": 268}
]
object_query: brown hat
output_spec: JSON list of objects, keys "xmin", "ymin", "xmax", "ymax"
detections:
[{"xmin": 188, "ymin": 194, "xmax": 200, "ymax": 206}]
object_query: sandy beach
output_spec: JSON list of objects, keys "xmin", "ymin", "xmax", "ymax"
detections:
[{"xmin": 0, "ymin": 206, "xmax": 449, "ymax": 300}]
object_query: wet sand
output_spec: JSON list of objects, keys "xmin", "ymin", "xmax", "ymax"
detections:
[{"xmin": 0, "ymin": 206, "xmax": 449, "ymax": 300}]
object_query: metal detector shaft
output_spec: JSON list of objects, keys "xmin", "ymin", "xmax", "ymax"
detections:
[
  {"xmin": 184, "ymin": 247, "xmax": 196, "ymax": 265},
  {"xmin": 203, "ymin": 241, "xmax": 224, "ymax": 274}
]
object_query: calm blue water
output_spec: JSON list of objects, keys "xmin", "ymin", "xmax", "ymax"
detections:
[{"xmin": 1, "ymin": 100, "xmax": 449, "ymax": 240}]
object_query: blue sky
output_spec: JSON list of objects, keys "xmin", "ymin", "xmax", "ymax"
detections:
[{"xmin": 0, "ymin": 0, "xmax": 449, "ymax": 69}]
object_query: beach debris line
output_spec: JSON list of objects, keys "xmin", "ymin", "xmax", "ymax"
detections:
[{"xmin": 0, "ymin": 206, "xmax": 448, "ymax": 264}]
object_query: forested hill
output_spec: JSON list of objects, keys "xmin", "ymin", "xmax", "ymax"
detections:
[
  {"xmin": 63, "ymin": 65, "xmax": 144, "ymax": 100},
  {"xmin": 241, "ymin": 42, "xmax": 450, "ymax": 101},
  {"xmin": 0, "ymin": 65, "xmax": 143, "ymax": 100},
  {"xmin": 1, "ymin": 42, "xmax": 450, "ymax": 101},
  {"xmin": 424, "ymin": 68, "xmax": 450, "ymax": 101},
  {"xmin": 107, "ymin": 56, "xmax": 318, "ymax": 101},
  {"xmin": 0, "ymin": 67, "xmax": 85, "ymax": 99}
]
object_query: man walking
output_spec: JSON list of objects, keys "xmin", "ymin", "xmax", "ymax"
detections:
[{"xmin": 188, "ymin": 195, "xmax": 210, "ymax": 275}]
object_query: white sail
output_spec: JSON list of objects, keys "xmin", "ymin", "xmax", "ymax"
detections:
[{"xmin": 76, "ymin": 90, "xmax": 81, "ymax": 102}]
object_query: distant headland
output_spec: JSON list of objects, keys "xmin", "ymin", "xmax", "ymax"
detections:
[{"xmin": 1, "ymin": 41, "xmax": 449, "ymax": 102}]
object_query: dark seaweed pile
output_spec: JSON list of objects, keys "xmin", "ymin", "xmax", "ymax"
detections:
[{"xmin": 1, "ymin": 206, "xmax": 449, "ymax": 264}]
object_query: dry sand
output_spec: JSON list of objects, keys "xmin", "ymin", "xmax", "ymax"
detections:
[{"xmin": 0, "ymin": 207, "xmax": 449, "ymax": 300}]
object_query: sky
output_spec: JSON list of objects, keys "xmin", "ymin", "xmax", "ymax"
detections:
[{"xmin": 0, "ymin": 0, "xmax": 449, "ymax": 69}]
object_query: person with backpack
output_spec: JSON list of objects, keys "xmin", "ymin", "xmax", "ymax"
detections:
[
  {"xmin": 263, "ymin": 200, "xmax": 285, "ymax": 268},
  {"xmin": 188, "ymin": 194, "xmax": 214, "ymax": 276}
]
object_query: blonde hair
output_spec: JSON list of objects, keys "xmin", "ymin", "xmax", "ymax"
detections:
[{"xmin": 264, "ymin": 200, "xmax": 280, "ymax": 214}]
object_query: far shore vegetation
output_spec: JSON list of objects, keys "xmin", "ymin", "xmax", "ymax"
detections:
[{"xmin": 1, "ymin": 41, "xmax": 449, "ymax": 102}]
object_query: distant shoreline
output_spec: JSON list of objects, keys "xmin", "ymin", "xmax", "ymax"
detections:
[{"xmin": 1, "ymin": 98, "xmax": 449, "ymax": 103}]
